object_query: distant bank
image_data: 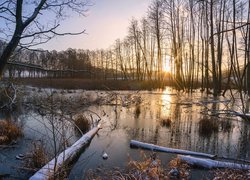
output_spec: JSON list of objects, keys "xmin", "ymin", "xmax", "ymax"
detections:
[{"xmin": 15, "ymin": 78, "xmax": 172, "ymax": 90}]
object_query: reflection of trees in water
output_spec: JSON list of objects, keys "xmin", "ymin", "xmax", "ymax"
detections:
[
  {"xmin": 169, "ymin": 103, "xmax": 182, "ymax": 148},
  {"xmin": 133, "ymin": 93, "xmax": 250, "ymax": 160},
  {"xmin": 238, "ymin": 124, "xmax": 250, "ymax": 159}
]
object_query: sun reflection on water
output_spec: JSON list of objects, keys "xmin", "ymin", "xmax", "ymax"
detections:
[{"xmin": 160, "ymin": 88, "xmax": 173, "ymax": 119}]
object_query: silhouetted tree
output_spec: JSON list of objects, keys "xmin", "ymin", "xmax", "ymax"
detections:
[{"xmin": 0, "ymin": 0, "xmax": 90, "ymax": 78}]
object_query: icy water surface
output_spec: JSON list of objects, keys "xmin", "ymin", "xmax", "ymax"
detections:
[
  {"xmin": 69, "ymin": 88, "xmax": 250, "ymax": 179},
  {"xmin": 0, "ymin": 87, "xmax": 249, "ymax": 179}
]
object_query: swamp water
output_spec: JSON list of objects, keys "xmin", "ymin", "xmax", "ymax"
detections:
[{"xmin": 0, "ymin": 87, "xmax": 249, "ymax": 179}]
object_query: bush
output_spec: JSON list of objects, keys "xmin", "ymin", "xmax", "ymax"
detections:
[
  {"xmin": 86, "ymin": 152, "xmax": 190, "ymax": 179},
  {"xmin": 160, "ymin": 118, "xmax": 171, "ymax": 127},
  {"xmin": 0, "ymin": 120, "xmax": 22, "ymax": 144},
  {"xmin": 199, "ymin": 117, "xmax": 219, "ymax": 137},
  {"xmin": 74, "ymin": 114, "xmax": 90, "ymax": 134},
  {"xmin": 135, "ymin": 105, "xmax": 141, "ymax": 118},
  {"xmin": 25, "ymin": 142, "xmax": 48, "ymax": 170}
]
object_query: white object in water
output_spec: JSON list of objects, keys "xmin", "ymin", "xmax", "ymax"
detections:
[
  {"xmin": 16, "ymin": 154, "xmax": 25, "ymax": 160},
  {"xmin": 102, "ymin": 152, "xmax": 108, "ymax": 160}
]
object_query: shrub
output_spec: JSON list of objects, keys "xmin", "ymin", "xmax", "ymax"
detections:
[
  {"xmin": 135, "ymin": 105, "xmax": 141, "ymax": 118},
  {"xmin": 86, "ymin": 153, "xmax": 190, "ymax": 179},
  {"xmin": 0, "ymin": 120, "xmax": 22, "ymax": 144},
  {"xmin": 74, "ymin": 114, "xmax": 90, "ymax": 134},
  {"xmin": 25, "ymin": 142, "xmax": 48, "ymax": 170},
  {"xmin": 199, "ymin": 117, "xmax": 219, "ymax": 137},
  {"xmin": 160, "ymin": 118, "xmax": 171, "ymax": 127}
]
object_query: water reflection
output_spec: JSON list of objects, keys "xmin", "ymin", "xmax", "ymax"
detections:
[
  {"xmin": 68, "ymin": 89, "xmax": 250, "ymax": 179},
  {"xmin": 1, "ymin": 88, "xmax": 249, "ymax": 179},
  {"xmin": 160, "ymin": 88, "xmax": 172, "ymax": 119}
]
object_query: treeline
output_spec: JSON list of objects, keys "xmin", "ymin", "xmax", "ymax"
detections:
[
  {"xmin": 4, "ymin": 0, "xmax": 250, "ymax": 96},
  {"xmin": 5, "ymin": 48, "xmax": 92, "ymax": 78},
  {"xmin": 87, "ymin": 0, "xmax": 250, "ymax": 95}
]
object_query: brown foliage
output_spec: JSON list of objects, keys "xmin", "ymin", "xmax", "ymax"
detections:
[
  {"xmin": 25, "ymin": 142, "xmax": 48, "ymax": 170},
  {"xmin": 199, "ymin": 117, "xmax": 219, "ymax": 137},
  {"xmin": 160, "ymin": 118, "xmax": 172, "ymax": 127},
  {"xmin": 168, "ymin": 158, "xmax": 190, "ymax": 179},
  {"xmin": 74, "ymin": 114, "xmax": 90, "ymax": 134},
  {"xmin": 86, "ymin": 152, "xmax": 190, "ymax": 180},
  {"xmin": 213, "ymin": 169, "xmax": 250, "ymax": 180},
  {"xmin": 0, "ymin": 120, "xmax": 22, "ymax": 144}
]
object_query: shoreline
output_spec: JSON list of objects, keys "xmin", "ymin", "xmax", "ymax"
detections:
[{"xmin": 13, "ymin": 78, "xmax": 172, "ymax": 90}]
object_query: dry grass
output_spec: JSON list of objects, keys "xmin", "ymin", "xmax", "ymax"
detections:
[
  {"xmin": 199, "ymin": 117, "xmax": 219, "ymax": 137},
  {"xmin": 126, "ymin": 153, "xmax": 164, "ymax": 179},
  {"xmin": 168, "ymin": 158, "xmax": 190, "ymax": 179},
  {"xmin": 86, "ymin": 152, "xmax": 190, "ymax": 180},
  {"xmin": 160, "ymin": 118, "xmax": 172, "ymax": 127},
  {"xmin": 213, "ymin": 169, "xmax": 250, "ymax": 180},
  {"xmin": 134, "ymin": 105, "xmax": 141, "ymax": 118},
  {"xmin": 25, "ymin": 142, "xmax": 48, "ymax": 170},
  {"xmin": 0, "ymin": 120, "xmax": 22, "ymax": 144},
  {"xmin": 74, "ymin": 114, "xmax": 91, "ymax": 134}
]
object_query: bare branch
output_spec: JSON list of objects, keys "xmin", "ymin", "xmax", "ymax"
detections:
[
  {"xmin": 50, "ymin": 29, "xmax": 86, "ymax": 36},
  {"xmin": 21, "ymin": 24, "xmax": 59, "ymax": 39},
  {"xmin": 212, "ymin": 23, "xmax": 250, "ymax": 37},
  {"xmin": 23, "ymin": 0, "xmax": 46, "ymax": 27}
]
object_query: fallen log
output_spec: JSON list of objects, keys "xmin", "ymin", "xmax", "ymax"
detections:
[
  {"xmin": 130, "ymin": 140, "xmax": 215, "ymax": 159},
  {"xmin": 29, "ymin": 125, "xmax": 101, "ymax": 180},
  {"xmin": 179, "ymin": 155, "xmax": 250, "ymax": 170}
]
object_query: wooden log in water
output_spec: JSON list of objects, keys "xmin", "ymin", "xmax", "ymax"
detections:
[
  {"xmin": 179, "ymin": 155, "xmax": 250, "ymax": 170},
  {"xmin": 29, "ymin": 126, "xmax": 101, "ymax": 180},
  {"xmin": 130, "ymin": 140, "xmax": 216, "ymax": 158}
]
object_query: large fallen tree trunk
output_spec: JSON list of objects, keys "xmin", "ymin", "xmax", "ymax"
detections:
[
  {"xmin": 29, "ymin": 126, "xmax": 101, "ymax": 180},
  {"xmin": 179, "ymin": 155, "xmax": 250, "ymax": 170},
  {"xmin": 130, "ymin": 140, "xmax": 215, "ymax": 158}
]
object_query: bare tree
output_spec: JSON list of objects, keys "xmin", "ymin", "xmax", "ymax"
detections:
[
  {"xmin": 148, "ymin": 0, "xmax": 165, "ymax": 80},
  {"xmin": 0, "ymin": 0, "xmax": 90, "ymax": 77}
]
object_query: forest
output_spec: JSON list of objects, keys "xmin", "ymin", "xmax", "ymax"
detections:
[{"xmin": 1, "ymin": 0, "xmax": 250, "ymax": 95}]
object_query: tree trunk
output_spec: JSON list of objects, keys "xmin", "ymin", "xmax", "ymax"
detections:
[
  {"xmin": 130, "ymin": 140, "xmax": 215, "ymax": 158},
  {"xmin": 0, "ymin": 34, "xmax": 22, "ymax": 78},
  {"xmin": 29, "ymin": 126, "xmax": 101, "ymax": 180},
  {"xmin": 179, "ymin": 155, "xmax": 250, "ymax": 170}
]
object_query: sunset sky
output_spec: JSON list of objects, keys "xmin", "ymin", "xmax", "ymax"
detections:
[{"xmin": 39, "ymin": 0, "xmax": 152, "ymax": 51}]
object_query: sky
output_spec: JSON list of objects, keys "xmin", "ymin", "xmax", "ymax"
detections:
[{"xmin": 39, "ymin": 0, "xmax": 152, "ymax": 51}]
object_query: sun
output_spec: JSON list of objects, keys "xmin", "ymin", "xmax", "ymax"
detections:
[{"xmin": 163, "ymin": 63, "xmax": 171, "ymax": 72}]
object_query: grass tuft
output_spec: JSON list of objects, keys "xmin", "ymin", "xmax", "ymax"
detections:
[
  {"xmin": 74, "ymin": 114, "xmax": 91, "ymax": 134},
  {"xmin": 160, "ymin": 118, "xmax": 172, "ymax": 127},
  {"xmin": 0, "ymin": 120, "xmax": 22, "ymax": 144},
  {"xmin": 25, "ymin": 142, "xmax": 48, "ymax": 170},
  {"xmin": 199, "ymin": 117, "xmax": 219, "ymax": 137}
]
